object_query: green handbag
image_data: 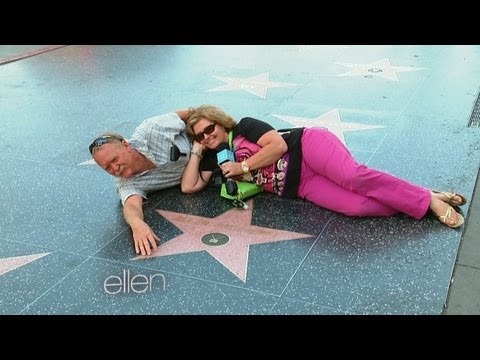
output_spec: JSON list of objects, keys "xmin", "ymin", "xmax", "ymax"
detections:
[{"xmin": 220, "ymin": 180, "xmax": 263, "ymax": 200}]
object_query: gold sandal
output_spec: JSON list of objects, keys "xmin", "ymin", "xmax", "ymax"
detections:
[
  {"xmin": 432, "ymin": 190, "xmax": 467, "ymax": 207},
  {"xmin": 437, "ymin": 204, "xmax": 464, "ymax": 228}
]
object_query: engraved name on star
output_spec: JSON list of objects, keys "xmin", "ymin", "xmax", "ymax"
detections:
[
  {"xmin": 335, "ymin": 58, "xmax": 425, "ymax": 81},
  {"xmin": 271, "ymin": 109, "xmax": 385, "ymax": 145},
  {"xmin": 0, "ymin": 253, "xmax": 50, "ymax": 276},
  {"xmin": 206, "ymin": 72, "xmax": 299, "ymax": 99},
  {"xmin": 133, "ymin": 200, "xmax": 313, "ymax": 282}
]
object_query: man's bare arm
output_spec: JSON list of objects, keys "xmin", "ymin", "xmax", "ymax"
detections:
[
  {"xmin": 175, "ymin": 109, "xmax": 192, "ymax": 123},
  {"xmin": 123, "ymin": 195, "xmax": 159, "ymax": 256}
]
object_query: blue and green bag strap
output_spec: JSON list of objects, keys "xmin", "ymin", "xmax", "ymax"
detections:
[{"xmin": 228, "ymin": 130, "xmax": 234, "ymax": 151}]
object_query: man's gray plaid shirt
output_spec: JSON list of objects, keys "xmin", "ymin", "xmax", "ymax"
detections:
[{"xmin": 115, "ymin": 112, "xmax": 192, "ymax": 205}]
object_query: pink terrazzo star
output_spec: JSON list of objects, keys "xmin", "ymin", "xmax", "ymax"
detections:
[
  {"xmin": 0, "ymin": 253, "xmax": 50, "ymax": 276},
  {"xmin": 133, "ymin": 199, "xmax": 314, "ymax": 282}
]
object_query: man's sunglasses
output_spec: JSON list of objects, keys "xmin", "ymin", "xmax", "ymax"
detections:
[
  {"xmin": 89, "ymin": 135, "xmax": 122, "ymax": 155},
  {"xmin": 193, "ymin": 123, "xmax": 216, "ymax": 142}
]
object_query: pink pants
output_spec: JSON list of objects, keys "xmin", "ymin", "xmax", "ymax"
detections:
[{"xmin": 297, "ymin": 128, "xmax": 431, "ymax": 219}]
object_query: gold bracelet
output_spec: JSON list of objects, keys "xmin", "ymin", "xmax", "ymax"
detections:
[{"xmin": 190, "ymin": 149, "xmax": 202, "ymax": 159}]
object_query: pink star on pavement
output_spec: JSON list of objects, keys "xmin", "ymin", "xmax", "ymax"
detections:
[
  {"xmin": 133, "ymin": 200, "xmax": 314, "ymax": 282},
  {"xmin": 0, "ymin": 253, "xmax": 50, "ymax": 276}
]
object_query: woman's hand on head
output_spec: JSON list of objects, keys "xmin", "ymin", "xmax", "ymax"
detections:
[{"xmin": 192, "ymin": 141, "xmax": 204, "ymax": 153}]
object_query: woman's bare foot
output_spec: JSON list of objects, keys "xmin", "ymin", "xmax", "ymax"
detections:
[{"xmin": 429, "ymin": 194, "xmax": 464, "ymax": 228}]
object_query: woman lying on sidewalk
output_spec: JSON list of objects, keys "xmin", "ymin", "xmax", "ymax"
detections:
[{"xmin": 181, "ymin": 105, "xmax": 467, "ymax": 228}]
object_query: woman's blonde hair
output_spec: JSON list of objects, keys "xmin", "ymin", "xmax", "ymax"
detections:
[{"xmin": 186, "ymin": 105, "xmax": 237, "ymax": 140}]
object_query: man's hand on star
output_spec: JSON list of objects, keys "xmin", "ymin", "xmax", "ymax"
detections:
[{"xmin": 131, "ymin": 221, "xmax": 160, "ymax": 256}]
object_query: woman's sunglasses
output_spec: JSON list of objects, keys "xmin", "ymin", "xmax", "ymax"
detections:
[{"xmin": 194, "ymin": 123, "xmax": 216, "ymax": 142}]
